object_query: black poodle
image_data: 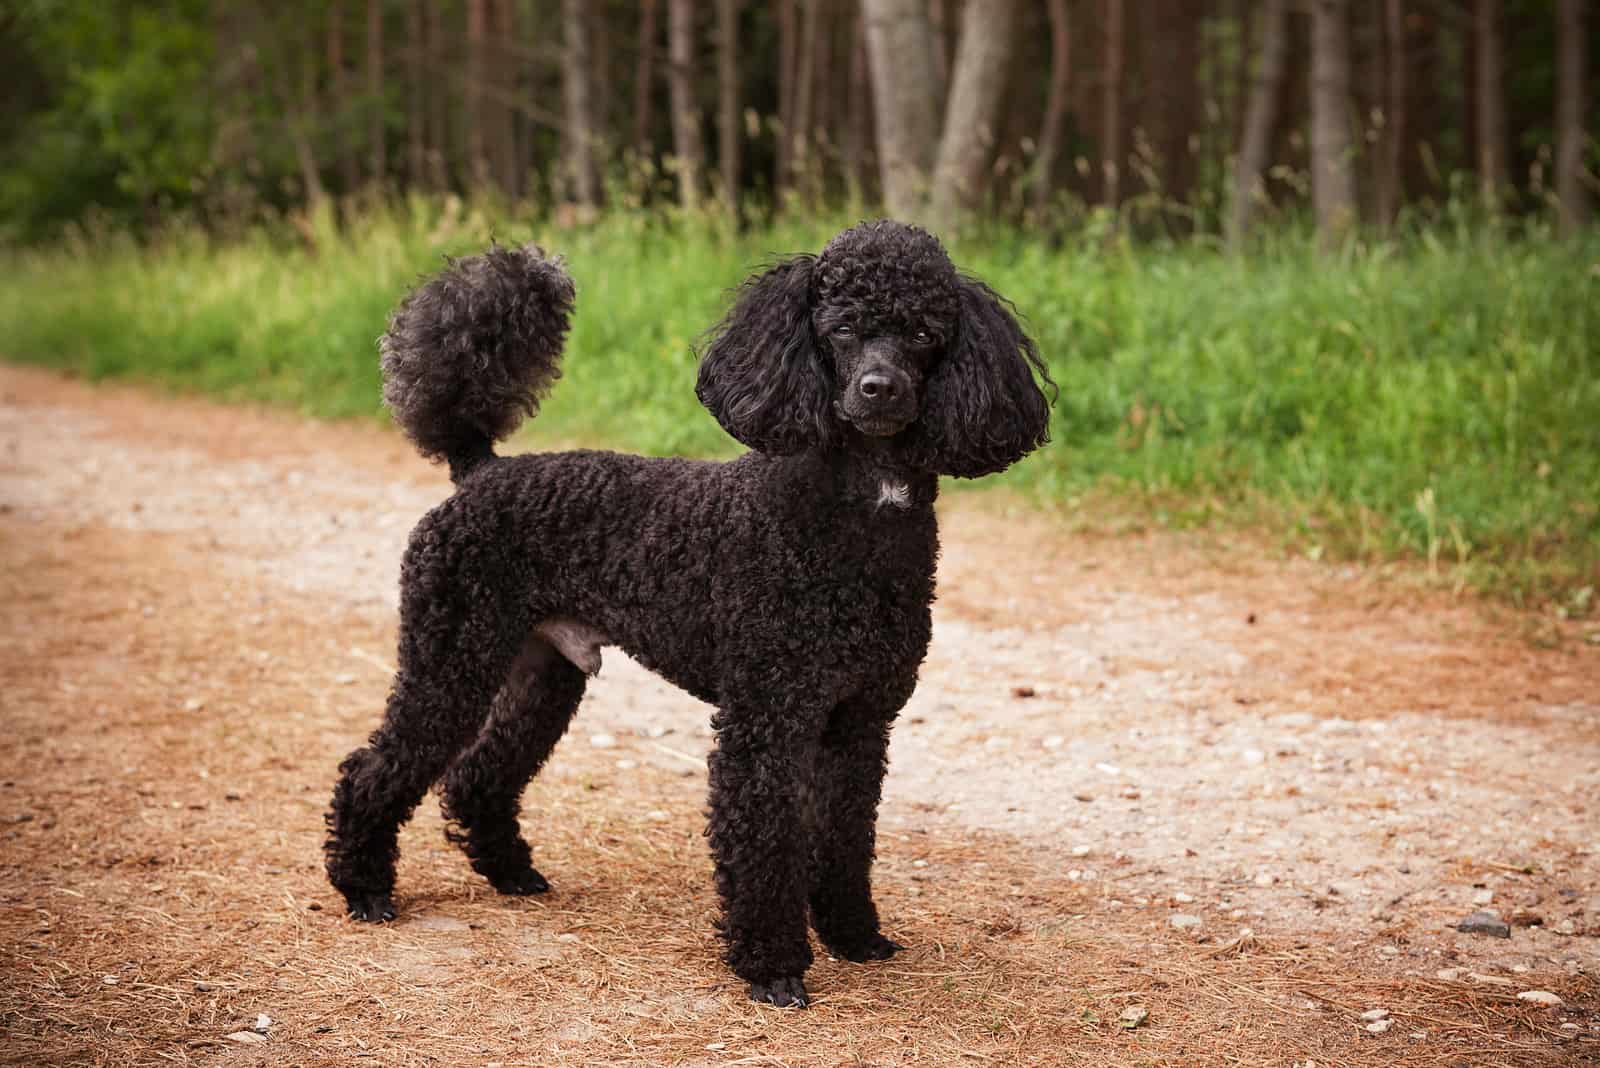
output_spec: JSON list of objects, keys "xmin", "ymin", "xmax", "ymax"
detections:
[{"xmin": 324, "ymin": 220, "xmax": 1054, "ymax": 1007}]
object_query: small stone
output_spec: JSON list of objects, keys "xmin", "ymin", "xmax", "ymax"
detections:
[
  {"xmin": 615, "ymin": 759, "xmax": 638, "ymax": 770},
  {"xmin": 254, "ymin": 1013, "xmax": 273, "ymax": 1032},
  {"xmin": 1118, "ymin": 1005, "xmax": 1149, "ymax": 1029},
  {"xmin": 705, "ymin": 1042, "xmax": 727, "ymax": 1051},
  {"xmin": 1435, "ymin": 968, "xmax": 1464, "ymax": 981},
  {"xmin": 1119, "ymin": 786, "xmax": 1141, "ymax": 800},
  {"xmin": 1467, "ymin": 972, "xmax": 1517, "ymax": 987},
  {"xmin": 1174, "ymin": 892, "xmax": 1195, "ymax": 904},
  {"xmin": 1508, "ymin": 909, "xmax": 1543, "ymax": 928},
  {"xmin": 226, "ymin": 1031, "xmax": 268, "ymax": 1045},
  {"xmin": 1365, "ymin": 1018, "xmax": 1393, "ymax": 1035},
  {"xmin": 101, "ymin": 975, "xmax": 119, "ymax": 985},
  {"xmin": 1360, "ymin": 1008, "xmax": 1390, "ymax": 1022},
  {"xmin": 1455, "ymin": 910, "xmax": 1511, "ymax": 938},
  {"xmin": 646, "ymin": 810, "xmax": 669, "ymax": 822},
  {"xmin": 1472, "ymin": 888, "xmax": 1494, "ymax": 906},
  {"xmin": 1169, "ymin": 914, "xmax": 1203, "ymax": 931},
  {"xmin": 1552, "ymin": 919, "xmax": 1577, "ymax": 935},
  {"xmin": 1095, "ymin": 762, "xmax": 1121, "ymax": 776},
  {"xmin": 1042, "ymin": 735, "xmax": 1065, "ymax": 749},
  {"xmin": 1011, "ymin": 685, "xmax": 1037, "ymax": 699},
  {"xmin": 1070, "ymin": 845, "xmax": 1092, "ymax": 857},
  {"xmin": 1515, "ymin": 990, "xmax": 1563, "ymax": 1007},
  {"xmin": 556, "ymin": 933, "xmax": 580, "ymax": 944},
  {"xmin": 183, "ymin": 698, "xmax": 206, "ymax": 712},
  {"xmin": 1242, "ymin": 749, "xmax": 1265, "ymax": 766},
  {"xmin": 1254, "ymin": 872, "xmax": 1277, "ymax": 887},
  {"xmin": 588, "ymin": 733, "xmax": 617, "ymax": 749}
]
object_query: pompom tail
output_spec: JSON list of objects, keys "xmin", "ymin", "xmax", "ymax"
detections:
[{"xmin": 380, "ymin": 243, "xmax": 575, "ymax": 481}]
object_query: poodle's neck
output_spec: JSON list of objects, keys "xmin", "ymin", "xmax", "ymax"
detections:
[{"xmin": 775, "ymin": 446, "xmax": 938, "ymax": 516}]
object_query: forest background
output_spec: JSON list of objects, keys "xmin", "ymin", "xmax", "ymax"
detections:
[{"xmin": 1, "ymin": 0, "xmax": 1597, "ymax": 604}]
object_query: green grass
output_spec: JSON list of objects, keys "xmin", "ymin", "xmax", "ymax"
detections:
[{"xmin": 3, "ymin": 198, "xmax": 1597, "ymax": 603}]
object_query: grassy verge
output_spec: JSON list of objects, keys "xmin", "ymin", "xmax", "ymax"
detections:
[{"xmin": 3, "ymin": 199, "xmax": 1597, "ymax": 602}]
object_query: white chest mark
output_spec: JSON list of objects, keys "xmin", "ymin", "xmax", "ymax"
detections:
[{"xmin": 876, "ymin": 480, "xmax": 911, "ymax": 510}]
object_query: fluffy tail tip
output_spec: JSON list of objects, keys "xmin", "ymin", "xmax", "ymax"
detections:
[{"xmin": 380, "ymin": 242, "xmax": 575, "ymax": 475}]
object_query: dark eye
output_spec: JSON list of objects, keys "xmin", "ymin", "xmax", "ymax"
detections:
[
  {"xmin": 831, "ymin": 324, "xmax": 855, "ymax": 338},
  {"xmin": 912, "ymin": 330, "xmax": 934, "ymax": 346}
]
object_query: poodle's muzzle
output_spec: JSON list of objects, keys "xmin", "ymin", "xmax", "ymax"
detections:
[{"xmin": 839, "ymin": 340, "xmax": 920, "ymax": 437}]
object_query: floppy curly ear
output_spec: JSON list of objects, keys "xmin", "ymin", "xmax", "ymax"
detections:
[
  {"xmin": 903, "ymin": 278, "xmax": 1056, "ymax": 478},
  {"xmin": 696, "ymin": 255, "xmax": 836, "ymax": 454}
]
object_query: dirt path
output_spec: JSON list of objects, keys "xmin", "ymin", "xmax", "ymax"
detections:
[{"xmin": 1, "ymin": 365, "xmax": 1595, "ymax": 1066}]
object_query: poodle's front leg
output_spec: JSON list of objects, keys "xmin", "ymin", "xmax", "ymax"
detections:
[
  {"xmin": 808, "ymin": 698, "xmax": 904, "ymax": 963},
  {"xmin": 705, "ymin": 705, "xmax": 820, "ymax": 1008}
]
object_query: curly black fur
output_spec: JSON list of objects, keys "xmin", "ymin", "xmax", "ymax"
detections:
[
  {"xmin": 380, "ymin": 243, "xmax": 574, "ymax": 481},
  {"xmin": 325, "ymin": 220, "xmax": 1055, "ymax": 1009}
]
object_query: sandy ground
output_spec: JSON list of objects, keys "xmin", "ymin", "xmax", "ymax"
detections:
[{"xmin": 0, "ymin": 364, "xmax": 1595, "ymax": 1066}]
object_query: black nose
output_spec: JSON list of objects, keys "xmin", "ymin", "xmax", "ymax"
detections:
[{"xmin": 859, "ymin": 372, "xmax": 899, "ymax": 402}]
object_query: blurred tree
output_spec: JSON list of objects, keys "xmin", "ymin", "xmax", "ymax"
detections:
[
  {"xmin": 668, "ymin": 0, "xmax": 705, "ymax": 209},
  {"xmin": 930, "ymin": 0, "xmax": 1018, "ymax": 226},
  {"xmin": 0, "ymin": 0, "xmax": 1593, "ymax": 241},
  {"xmin": 862, "ymin": 0, "xmax": 939, "ymax": 219},
  {"xmin": 1476, "ymin": 0, "xmax": 1508, "ymax": 207},
  {"xmin": 563, "ymin": 0, "xmax": 599, "ymax": 208},
  {"xmin": 1311, "ymin": 0, "xmax": 1357, "ymax": 244},
  {"xmin": 716, "ymin": 0, "xmax": 741, "ymax": 219},
  {"xmin": 1556, "ymin": 0, "xmax": 1592, "ymax": 235},
  {"xmin": 1029, "ymin": 0, "xmax": 1073, "ymax": 218},
  {"xmin": 1230, "ymin": 0, "xmax": 1289, "ymax": 247}
]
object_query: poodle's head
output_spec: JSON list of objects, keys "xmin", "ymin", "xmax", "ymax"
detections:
[{"xmin": 696, "ymin": 220, "xmax": 1055, "ymax": 478}]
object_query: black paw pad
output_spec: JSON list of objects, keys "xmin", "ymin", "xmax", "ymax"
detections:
[{"xmin": 748, "ymin": 975, "xmax": 809, "ymax": 1008}]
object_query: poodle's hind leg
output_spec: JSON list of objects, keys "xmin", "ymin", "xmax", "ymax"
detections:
[
  {"xmin": 325, "ymin": 581, "xmax": 528, "ymax": 922},
  {"xmin": 440, "ymin": 633, "xmax": 586, "ymax": 895}
]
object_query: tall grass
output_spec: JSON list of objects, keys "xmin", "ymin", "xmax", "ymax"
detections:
[{"xmin": 2, "ymin": 198, "xmax": 1596, "ymax": 601}]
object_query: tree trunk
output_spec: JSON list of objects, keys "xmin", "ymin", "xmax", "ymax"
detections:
[
  {"xmin": 367, "ymin": 0, "xmax": 385, "ymax": 187},
  {"xmin": 406, "ymin": 0, "xmax": 425, "ymax": 186},
  {"xmin": 1556, "ymin": 0, "xmax": 1590, "ymax": 236},
  {"xmin": 1474, "ymin": 0, "xmax": 1507, "ymax": 208},
  {"xmin": 791, "ymin": 0, "xmax": 822, "ymax": 194},
  {"xmin": 716, "ymin": 0, "xmax": 741, "ymax": 216},
  {"xmin": 329, "ymin": 2, "xmax": 359, "ymax": 192},
  {"xmin": 1310, "ymin": 0, "xmax": 1356, "ymax": 246},
  {"xmin": 668, "ymin": 0, "xmax": 705, "ymax": 210},
  {"xmin": 1101, "ymin": 0, "xmax": 1125, "ymax": 211},
  {"xmin": 562, "ymin": 0, "xmax": 599, "ymax": 207},
  {"xmin": 1375, "ymin": 0, "xmax": 1406, "ymax": 228},
  {"xmin": 930, "ymin": 0, "xmax": 1019, "ymax": 227},
  {"xmin": 466, "ymin": 0, "xmax": 489, "ymax": 189},
  {"xmin": 1030, "ymin": 0, "xmax": 1072, "ymax": 218},
  {"xmin": 493, "ymin": 0, "xmax": 520, "ymax": 197},
  {"xmin": 862, "ymin": 0, "xmax": 939, "ymax": 220},
  {"xmin": 844, "ymin": 8, "xmax": 872, "ymax": 199},
  {"xmin": 634, "ymin": 0, "xmax": 659, "ymax": 156},
  {"xmin": 928, "ymin": 0, "xmax": 950, "ymax": 106},
  {"xmin": 1228, "ymin": 0, "xmax": 1289, "ymax": 246},
  {"xmin": 776, "ymin": 0, "xmax": 797, "ymax": 195},
  {"xmin": 425, "ymin": 0, "xmax": 449, "ymax": 189},
  {"xmin": 1138, "ymin": 0, "xmax": 1202, "ymax": 209}
]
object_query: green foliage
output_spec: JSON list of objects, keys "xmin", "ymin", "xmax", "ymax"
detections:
[
  {"xmin": 1, "ymin": 1, "xmax": 217, "ymax": 240},
  {"xmin": 1, "ymin": 202, "xmax": 1596, "ymax": 599}
]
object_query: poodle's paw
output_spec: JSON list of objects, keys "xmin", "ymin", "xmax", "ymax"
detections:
[
  {"xmin": 345, "ymin": 892, "xmax": 397, "ymax": 923},
  {"xmin": 488, "ymin": 866, "xmax": 550, "ymax": 896},
  {"xmin": 827, "ymin": 932, "xmax": 904, "ymax": 963},
  {"xmin": 747, "ymin": 975, "xmax": 809, "ymax": 1008}
]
